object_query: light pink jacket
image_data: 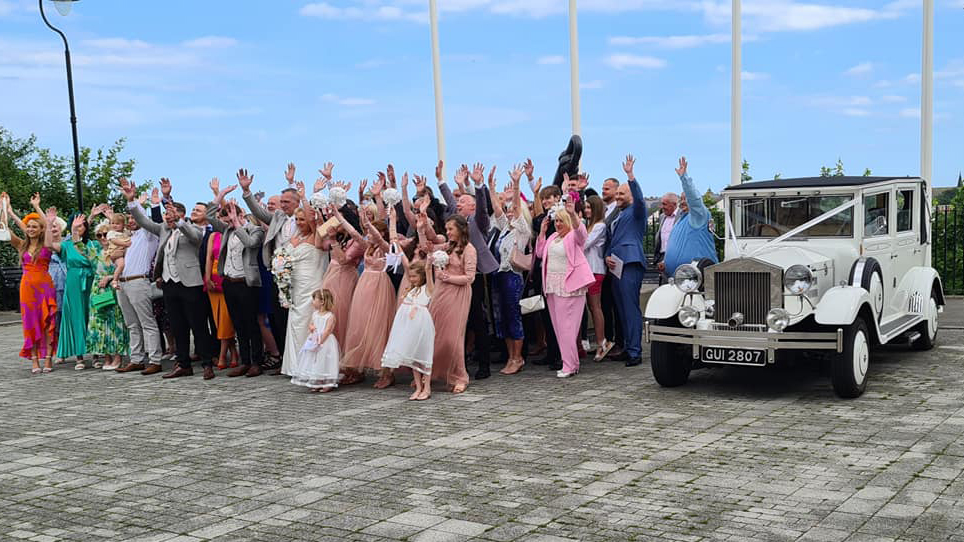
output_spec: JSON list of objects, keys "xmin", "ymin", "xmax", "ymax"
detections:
[{"xmin": 536, "ymin": 222, "xmax": 595, "ymax": 294}]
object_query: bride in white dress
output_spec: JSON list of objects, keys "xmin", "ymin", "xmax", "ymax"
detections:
[{"xmin": 281, "ymin": 208, "xmax": 330, "ymax": 375}]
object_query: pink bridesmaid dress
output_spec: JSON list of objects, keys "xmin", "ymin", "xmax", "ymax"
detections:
[
  {"xmin": 322, "ymin": 240, "xmax": 363, "ymax": 347},
  {"xmin": 429, "ymin": 244, "xmax": 477, "ymax": 390},
  {"xmin": 340, "ymin": 249, "xmax": 396, "ymax": 371}
]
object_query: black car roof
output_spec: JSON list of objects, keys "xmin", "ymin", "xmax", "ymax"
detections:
[{"xmin": 722, "ymin": 176, "xmax": 920, "ymax": 191}]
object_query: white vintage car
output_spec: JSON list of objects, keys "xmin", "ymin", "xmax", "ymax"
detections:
[{"xmin": 643, "ymin": 176, "xmax": 944, "ymax": 398}]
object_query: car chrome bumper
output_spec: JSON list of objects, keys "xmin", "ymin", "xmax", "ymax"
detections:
[{"xmin": 644, "ymin": 322, "xmax": 844, "ymax": 363}]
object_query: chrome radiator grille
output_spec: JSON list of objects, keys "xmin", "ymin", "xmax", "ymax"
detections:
[{"xmin": 714, "ymin": 271, "xmax": 770, "ymax": 325}]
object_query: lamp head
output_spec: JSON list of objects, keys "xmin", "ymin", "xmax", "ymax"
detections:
[{"xmin": 51, "ymin": 0, "xmax": 79, "ymax": 16}]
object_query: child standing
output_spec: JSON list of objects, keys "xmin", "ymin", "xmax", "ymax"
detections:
[
  {"xmin": 381, "ymin": 258, "xmax": 436, "ymax": 401},
  {"xmin": 290, "ymin": 289, "xmax": 340, "ymax": 393}
]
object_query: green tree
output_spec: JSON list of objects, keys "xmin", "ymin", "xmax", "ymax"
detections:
[
  {"xmin": 819, "ymin": 166, "xmax": 833, "ymax": 177},
  {"xmin": 833, "ymin": 158, "xmax": 845, "ymax": 177},
  {"xmin": 741, "ymin": 159, "xmax": 752, "ymax": 182},
  {"xmin": 863, "ymin": 168, "xmax": 872, "ymax": 176}
]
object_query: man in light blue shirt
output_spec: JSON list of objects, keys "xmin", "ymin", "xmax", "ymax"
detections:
[{"xmin": 663, "ymin": 157, "xmax": 718, "ymax": 276}]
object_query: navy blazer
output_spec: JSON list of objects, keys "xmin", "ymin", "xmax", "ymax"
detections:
[{"xmin": 604, "ymin": 179, "xmax": 648, "ymax": 269}]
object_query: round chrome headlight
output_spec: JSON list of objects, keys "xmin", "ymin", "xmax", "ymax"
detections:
[
  {"xmin": 783, "ymin": 264, "xmax": 814, "ymax": 295},
  {"xmin": 678, "ymin": 305, "xmax": 699, "ymax": 328},
  {"xmin": 674, "ymin": 263, "xmax": 702, "ymax": 294},
  {"xmin": 766, "ymin": 308, "xmax": 791, "ymax": 331}
]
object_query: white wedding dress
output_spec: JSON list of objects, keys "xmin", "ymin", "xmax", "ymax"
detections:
[{"xmin": 281, "ymin": 242, "xmax": 329, "ymax": 375}]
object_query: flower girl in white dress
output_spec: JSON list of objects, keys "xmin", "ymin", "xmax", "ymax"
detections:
[
  {"xmin": 290, "ymin": 289, "xmax": 340, "ymax": 393},
  {"xmin": 381, "ymin": 257, "xmax": 436, "ymax": 400}
]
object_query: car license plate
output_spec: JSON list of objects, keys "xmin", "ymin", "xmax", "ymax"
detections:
[{"xmin": 700, "ymin": 346, "xmax": 766, "ymax": 366}]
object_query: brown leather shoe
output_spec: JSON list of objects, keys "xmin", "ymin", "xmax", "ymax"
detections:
[
  {"xmin": 140, "ymin": 364, "xmax": 163, "ymax": 375},
  {"xmin": 116, "ymin": 363, "xmax": 145, "ymax": 373},
  {"xmin": 245, "ymin": 365, "xmax": 263, "ymax": 378},
  {"xmin": 202, "ymin": 366, "xmax": 215, "ymax": 380},
  {"xmin": 227, "ymin": 365, "xmax": 249, "ymax": 377},
  {"xmin": 162, "ymin": 366, "xmax": 194, "ymax": 379}
]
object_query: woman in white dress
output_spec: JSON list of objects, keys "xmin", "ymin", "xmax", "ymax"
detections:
[{"xmin": 280, "ymin": 198, "xmax": 330, "ymax": 375}]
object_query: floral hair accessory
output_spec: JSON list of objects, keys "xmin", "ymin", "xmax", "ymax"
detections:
[
  {"xmin": 548, "ymin": 202, "xmax": 567, "ymax": 219},
  {"xmin": 309, "ymin": 191, "xmax": 330, "ymax": 212},
  {"xmin": 328, "ymin": 187, "xmax": 348, "ymax": 208},
  {"xmin": 381, "ymin": 187, "xmax": 401, "ymax": 208},
  {"xmin": 566, "ymin": 191, "xmax": 580, "ymax": 204},
  {"xmin": 431, "ymin": 249, "xmax": 449, "ymax": 270}
]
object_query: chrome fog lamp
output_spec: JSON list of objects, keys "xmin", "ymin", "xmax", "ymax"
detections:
[
  {"xmin": 766, "ymin": 308, "xmax": 791, "ymax": 331},
  {"xmin": 674, "ymin": 263, "xmax": 702, "ymax": 294},
  {"xmin": 704, "ymin": 300, "xmax": 715, "ymax": 318},
  {"xmin": 678, "ymin": 305, "xmax": 699, "ymax": 328},
  {"xmin": 784, "ymin": 264, "xmax": 814, "ymax": 295}
]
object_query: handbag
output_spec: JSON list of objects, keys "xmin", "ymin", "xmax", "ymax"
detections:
[
  {"xmin": 0, "ymin": 205, "xmax": 9, "ymax": 242},
  {"xmin": 91, "ymin": 287, "xmax": 117, "ymax": 311},
  {"xmin": 510, "ymin": 244, "xmax": 532, "ymax": 272},
  {"xmin": 519, "ymin": 294, "xmax": 545, "ymax": 315}
]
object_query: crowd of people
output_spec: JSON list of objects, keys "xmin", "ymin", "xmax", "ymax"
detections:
[{"xmin": 1, "ymin": 154, "xmax": 718, "ymax": 399}]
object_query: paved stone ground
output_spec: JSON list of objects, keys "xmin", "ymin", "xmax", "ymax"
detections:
[{"xmin": 1, "ymin": 315, "xmax": 963, "ymax": 542}]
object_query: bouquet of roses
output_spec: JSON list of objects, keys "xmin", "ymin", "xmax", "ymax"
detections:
[
  {"xmin": 431, "ymin": 249, "xmax": 449, "ymax": 270},
  {"xmin": 381, "ymin": 187, "xmax": 401, "ymax": 207},
  {"xmin": 309, "ymin": 191, "xmax": 330, "ymax": 213},
  {"xmin": 271, "ymin": 244, "xmax": 295, "ymax": 308},
  {"xmin": 329, "ymin": 187, "xmax": 348, "ymax": 208}
]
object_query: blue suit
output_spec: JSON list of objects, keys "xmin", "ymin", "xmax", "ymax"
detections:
[{"xmin": 605, "ymin": 179, "xmax": 648, "ymax": 359}]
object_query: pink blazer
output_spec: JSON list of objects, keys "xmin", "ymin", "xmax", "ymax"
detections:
[{"xmin": 537, "ymin": 222, "xmax": 595, "ymax": 294}]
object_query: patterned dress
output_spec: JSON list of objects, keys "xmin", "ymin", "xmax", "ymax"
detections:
[
  {"xmin": 85, "ymin": 253, "xmax": 129, "ymax": 356},
  {"xmin": 19, "ymin": 247, "xmax": 58, "ymax": 359}
]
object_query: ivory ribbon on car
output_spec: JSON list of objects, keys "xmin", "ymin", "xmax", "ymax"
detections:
[{"xmin": 745, "ymin": 197, "xmax": 857, "ymax": 260}]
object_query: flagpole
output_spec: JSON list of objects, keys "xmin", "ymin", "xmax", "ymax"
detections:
[
  {"xmin": 429, "ymin": 0, "xmax": 446, "ymax": 178},
  {"xmin": 921, "ymin": 0, "xmax": 933, "ymax": 262},
  {"xmin": 569, "ymin": 0, "xmax": 581, "ymax": 137},
  {"xmin": 731, "ymin": 0, "xmax": 741, "ymax": 185}
]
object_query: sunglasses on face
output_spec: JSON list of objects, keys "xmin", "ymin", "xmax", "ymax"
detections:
[{"xmin": 96, "ymin": 233, "xmax": 106, "ymax": 239}]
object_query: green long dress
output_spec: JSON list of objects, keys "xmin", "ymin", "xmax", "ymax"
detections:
[
  {"xmin": 86, "ymin": 255, "xmax": 129, "ymax": 356},
  {"xmin": 56, "ymin": 238, "xmax": 97, "ymax": 358}
]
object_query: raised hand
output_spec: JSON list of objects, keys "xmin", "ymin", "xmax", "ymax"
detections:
[
  {"xmin": 150, "ymin": 187, "xmax": 161, "ymax": 206},
  {"xmin": 45, "ymin": 206, "xmax": 57, "ymax": 222},
  {"xmin": 373, "ymin": 172, "xmax": 386, "ymax": 196},
  {"xmin": 487, "ymin": 165, "xmax": 498, "ymax": 192},
  {"xmin": 471, "ymin": 162, "xmax": 485, "ymax": 186},
  {"xmin": 417, "ymin": 195, "xmax": 430, "ymax": 214},
  {"xmin": 30, "ymin": 192, "xmax": 40, "ymax": 209},
  {"xmin": 509, "ymin": 164, "xmax": 523, "ymax": 184},
  {"xmin": 209, "ymin": 177, "xmax": 221, "ymax": 197},
  {"xmin": 534, "ymin": 177, "xmax": 543, "ymax": 197},
  {"xmin": 454, "ymin": 164, "xmax": 469, "ymax": 188},
  {"xmin": 524, "ymin": 158, "xmax": 535, "ymax": 181},
  {"xmin": 675, "ymin": 156, "xmax": 688, "ymax": 177},
  {"xmin": 435, "ymin": 160, "xmax": 444, "ymax": 182},
  {"xmin": 401, "ymin": 172, "xmax": 409, "ymax": 190},
  {"xmin": 358, "ymin": 179, "xmax": 368, "ymax": 199},
  {"xmin": 236, "ymin": 168, "xmax": 254, "ymax": 191},
  {"xmin": 577, "ymin": 173, "xmax": 589, "ymax": 191},
  {"xmin": 540, "ymin": 215, "xmax": 550, "ymax": 235},
  {"xmin": 295, "ymin": 180, "xmax": 306, "ymax": 199},
  {"xmin": 623, "ymin": 154, "xmax": 635, "ymax": 180},
  {"xmin": 314, "ymin": 176, "xmax": 330, "ymax": 193},
  {"xmin": 319, "ymin": 161, "xmax": 334, "ymax": 180},
  {"xmin": 386, "ymin": 164, "xmax": 396, "ymax": 187},
  {"xmin": 72, "ymin": 214, "xmax": 86, "ymax": 231},
  {"xmin": 160, "ymin": 177, "xmax": 172, "ymax": 198},
  {"xmin": 217, "ymin": 184, "xmax": 237, "ymax": 205},
  {"xmin": 414, "ymin": 174, "xmax": 427, "ymax": 196},
  {"xmin": 137, "ymin": 192, "xmax": 149, "ymax": 206},
  {"xmin": 284, "ymin": 162, "xmax": 296, "ymax": 185},
  {"xmin": 119, "ymin": 177, "xmax": 136, "ymax": 202}
]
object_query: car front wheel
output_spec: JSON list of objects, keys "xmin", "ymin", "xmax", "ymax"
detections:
[
  {"xmin": 650, "ymin": 319, "xmax": 692, "ymax": 387},
  {"xmin": 831, "ymin": 318, "xmax": 870, "ymax": 398}
]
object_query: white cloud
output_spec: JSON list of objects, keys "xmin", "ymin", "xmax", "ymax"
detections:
[
  {"xmin": 701, "ymin": 0, "xmax": 913, "ymax": 33},
  {"xmin": 845, "ymin": 62, "xmax": 874, "ymax": 76},
  {"xmin": 356, "ymin": 59, "xmax": 388, "ymax": 69},
  {"xmin": 900, "ymin": 107, "xmax": 920, "ymax": 118},
  {"xmin": 537, "ymin": 55, "xmax": 565, "ymax": 65},
  {"xmin": 321, "ymin": 93, "xmax": 376, "ymax": 106},
  {"xmin": 903, "ymin": 73, "xmax": 921, "ymax": 84},
  {"xmin": 580, "ymin": 80, "xmax": 604, "ymax": 89},
  {"xmin": 300, "ymin": 2, "xmax": 426, "ymax": 22},
  {"xmin": 604, "ymin": 54, "xmax": 666, "ymax": 70},
  {"xmin": 608, "ymin": 33, "xmax": 731, "ymax": 49},
  {"xmin": 182, "ymin": 36, "xmax": 238, "ymax": 49},
  {"xmin": 842, "ymin": 108, "xmax": 871, "ymax": 117},
  {"xmin": 880, "ymin": 95, "xmax": 906, "ymax": 103},
  {"xmin": 741, "ymin": 71, "xmax": 768, "ymax": 81}
]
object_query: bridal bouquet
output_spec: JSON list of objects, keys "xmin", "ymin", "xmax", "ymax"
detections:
[
  {"xmin": 309, "ymin": 191, "xmax": 330, "ymax": 212},
  {"xmin": 329, "ymin": 187, "xmax": 348, "ymax": 208},
  {"xmin": 271, "ymin": 244, "xmax": 294, "ymax": 308},
  {"xmin": 431, "ymin": 249, "xmax": 449, "ymax": 270},
  {"xmin": 381, "ymin": 187, "xmax": 401, "ymax": 207}
]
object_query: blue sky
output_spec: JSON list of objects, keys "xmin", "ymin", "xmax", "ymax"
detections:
[{"xmin": 0, "ymin": 0, "xmax": 962, "ymax": 207}]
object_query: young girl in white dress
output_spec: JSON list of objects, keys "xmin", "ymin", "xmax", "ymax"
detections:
[
  {"xmin": 290, "ymin": 289, "xmax": 340, "ymax": 393},
  {"xmin": 381, "ymin": 258, "xmax": 436, "ymax": 401}
]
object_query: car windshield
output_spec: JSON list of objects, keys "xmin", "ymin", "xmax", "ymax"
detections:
[{"xmin": 731, "ymin": 195, "xmax": 854, "ymax": 238}]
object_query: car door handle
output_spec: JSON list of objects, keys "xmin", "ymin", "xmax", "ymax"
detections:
[{"xmin": 890, "ymin": 254, "xmax": 899, "ymax": 259}]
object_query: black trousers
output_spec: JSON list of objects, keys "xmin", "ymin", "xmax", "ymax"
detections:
[
  {"xmin": 223, "ymin": 280, "xmax": 264, "ymax": 367},
  {"xmin": 601, "ymin": 273, "xmax": 623, "ymax": 347},
  {"xmin": 163, "ymin": 281, "xmax": 214, "ymax": 369},
  {"xmin": 468, "ymin": 274, "xmax": 491, "ymax": 372},
  {"xmin": 270, "ymin": 281, "xmax": 288, "ymax": 355}
]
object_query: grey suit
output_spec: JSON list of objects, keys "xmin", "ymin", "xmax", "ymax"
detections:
[
  {"xmin": 130, "ymin": 203, "xmax": 214, "ymax": 368},
  {"xmin": 243, "ymin": 191, "xmax": 292, "ymax": 264},
  {"xmin": 206, "ymin": 203, "xmax": 266, "ymax": 287},
  {"xmin": 206, "ymin": 202, "xmax": 268, "ymax": 368}
]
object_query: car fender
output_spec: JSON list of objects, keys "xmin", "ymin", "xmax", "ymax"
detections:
[
  {"xmin": 896, "ymin": 267, "xmax": 945, "ymax": 308},
  {"xmin": 814, "ymin": 286, "xmax": 873, "ymax": 326},
  {"xmin": 644, "ymin": 285, "xmax": 707, "ymax": 319}
]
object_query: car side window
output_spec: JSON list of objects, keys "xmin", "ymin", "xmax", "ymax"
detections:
[
  {"xmin": 864, "ymin": 193, "xmax": 889, "ymax": 237},
  {"xmin": 896, "ymin": 189, "xmax": 914, "ymax": 232}
]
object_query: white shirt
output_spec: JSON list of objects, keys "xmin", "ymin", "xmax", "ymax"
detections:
[
  {"xmin": 224, "ymin": 233, "xmax": 245, "ymax": 279},
  {"xmin": 493, "ymin": 214, "xmax": 532, "ymax": 274},
  {"xmin": 123, "ymin": 203, "xmax": 160, "ymax": 278},
  {"xmin": 584, "ymin": 222, "xmax": 607, "ymax": 275},
  {"xmin": 659, "ymin": 212, "xmax": 678, "ymax": 254},
  {"xmin": 162, "ymin": 229, "xmax": 181, "ymax": 283},
  {"xmin": 277, "ymin": 215, "xmax": 296, "ymax": 249},
  {"xmin": 547, "ymin": 239, "xmax": 568, "ymax": 274},
  {"xmin": 604, "ymin": 200, "xmax": 618, "ymax": 219}
]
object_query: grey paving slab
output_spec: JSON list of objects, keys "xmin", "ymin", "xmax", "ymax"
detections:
[{"xmin": 1, "ymin": 317, "xmax": 963, "ymax": 541}]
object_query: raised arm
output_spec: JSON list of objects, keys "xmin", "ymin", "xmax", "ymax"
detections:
[
  {"xmin": 227, "ymin": 203, "xmax": 265, "ymax": 248},
  {"xmin": 532, "ymin": 177, "xmax": 544, "ymax": 218},
  {"xmin": 623, "ymin": 154, "xmax": 647, "ymax": 222},
  {"xmin": 401, "ymin": 173, "xmax": 418, "ymax": 231},
  {"xmin": 122, "ymin": 178, "xmax": 163, "ymax": 237},
  {"xmin": 29, "ymin": 193, "xmax": 46, "ymax": 228},
  {"xmin": 437, "ymin": 174, "xmax": 457, "ymax": 220},
  {"xmin": 425, "ymin": 251, "xmax": 436, "ymax": 296},
  {"xmin": 237, "ymin": 168, "xmax": 274, "ymax": 225},
  {"xmin": 331, "ymin": 205, "xmax": 368, "ymax": 248},
  {"xmin": 42, "ymin": 207, "xmax": 58, "ymax": 253},
  {"xmin": 475, "ymin": 183, "xmax": 491, "ymax": 235},
  {"xmin": 676, "ymin": 157, "xmax": 709, "ymax": 229}
]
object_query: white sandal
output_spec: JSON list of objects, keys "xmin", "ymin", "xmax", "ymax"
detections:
[{"xmin": 74, "ymin": 362, "xmax": 85, "ymax": 371}]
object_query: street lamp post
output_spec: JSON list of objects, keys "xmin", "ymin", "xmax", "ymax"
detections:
[{"xmin": 39, "ymin": 0, "xmax": 84, "ymax": 213}]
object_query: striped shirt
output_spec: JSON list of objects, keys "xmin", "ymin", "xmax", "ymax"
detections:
[{"xmin": 124, "ymin": 203, "xmax": 160, "ymax": 278}]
